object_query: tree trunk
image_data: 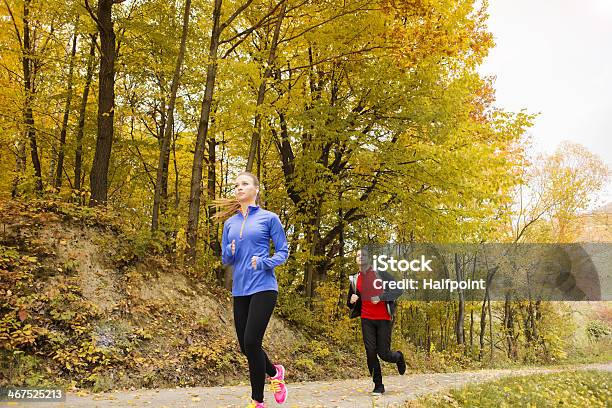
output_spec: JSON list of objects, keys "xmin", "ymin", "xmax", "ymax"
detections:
[
  {"xmin": 172, "ymin": 132, "xmax": 180, "ymax": 209},
  {"xmin": 488, "ymin": 295, "xmax": 493, "ymax": 361},
  {"xmin": 469, "ymin": 307, "xmax": 474, "ymax": 351},
  {"xmin": 455, "ymin": 253, "xmax": 465, "ymax": 345},
  {"xmin": 11, "ymin": 138, "xmax": 27, "ymax": 197},
  {"xmin": 185, "ymin": 0, "xmax": 222, "ymax": 261},
  {"xmin": 219, "ymin": 136, "xmax": 231, "ymax": 290},
  {"xmin": 207, "ymin": 136, "xmax": 223, "ymax": 282},
  {"xmin": 533, "ymin": 299, "xmax": 540, "ymax": 341},
  {"xmin": 151, "ymin": 0, "xmax": 191, "ymax": 231},
  {"xmin": 48, "ymin": 137, "xmax": 57, "ymax": 185},
  {"xmin": 22, "ymin": 0, "xmax": 43, "ymax": 193},
  {"xmin": 478, "ymin": 266, "xmax": 497, "ymax": 361},
  {"xmin": 302, "ymin": 200, "xmax": 323, "ymax": 299},
  {"xmin": 303, "ymin": 233, "xmax": 316, "ymax": 300},
  {"xmin": 74, "ymin": 33, "xmax": 97, "ymax": 196},
  {"xmin": 336, "ymin": 189, "xmax": 346, "ymax": 308},
  {"xmin": 503, "ymin": 292, "xmax": 517, "ymax": 360},
  {"xmin": 469, "ymin": 253, "xmax": 477, "ymax": 351},
  {"xmin": 479, "ymin": 292, "xmax": 487, "ymax": 361},
  {"xmin": 525, "ymin": 298, "xmax": 534, "ymax": 344},
  {"xmin": 160, "ymin": 131, "xmax": 171, "ymax": 202},
  {"xmin": 439, "ymin": 311, "xmax": 445, "ymax": 349},
  {"xmin": 89, "ymin": 0, "xmax": 117, "ymax": 206},
  {"xmin": 55, "ymin": 19, "xmax": 79, "ymax": 189},
  {"xmin": 426, "ymin": 321, "xmax": 431, "ymax": 353}
]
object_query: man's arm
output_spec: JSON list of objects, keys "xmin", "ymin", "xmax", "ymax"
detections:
[
  {"xmin": 346, "ymin": 281, "xmax": 355, "ymax": 308},
  {"xmin": 378, "ymin": 270, "xmax": 404, "ymax": 301}
]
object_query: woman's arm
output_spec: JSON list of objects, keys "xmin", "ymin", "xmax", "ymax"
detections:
[
  {"xmin": 221, "ymin": 222, "xmax": 235, "ymax": 265},
  {"xmin": 256, "ymin": 214, "xmax": 289, "ymax": 269}
]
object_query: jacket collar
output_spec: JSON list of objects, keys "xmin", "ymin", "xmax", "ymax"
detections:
[{"xmin": 237, "ymin": 204, "xmax": 260, "ymax": 216}]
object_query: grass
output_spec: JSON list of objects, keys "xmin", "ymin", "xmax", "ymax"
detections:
[
  {"xmin": 562, "ymin": 340, "xmax": 612, "ymax": 365},
  {"xmin": 405, "ymin": 369, "xmax": 611, "ymax": 408}
]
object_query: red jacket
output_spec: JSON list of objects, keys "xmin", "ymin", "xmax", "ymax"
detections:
[{"xmin": 357, "ymin": 268, "xmax": 391, "ymax": 320}]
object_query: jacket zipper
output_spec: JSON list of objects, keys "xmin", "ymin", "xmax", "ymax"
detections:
[{"xmin": 239, "ymin": 207, "xmax": 249, "ymax": 239}]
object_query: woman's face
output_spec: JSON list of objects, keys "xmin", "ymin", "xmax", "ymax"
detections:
[{"xmin": 234, "ymin": 174, "xmax": 258, "ymax": 203}]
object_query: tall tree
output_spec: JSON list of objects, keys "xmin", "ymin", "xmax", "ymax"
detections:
[
  {"xmin": 22, "ymin": 0, "xmax": 43, "ymax": 193},
  {"xmin": 74, "ymin": 33, "xmax": 97, "ymax": 196},
  {"xmin": 151, "ymin": 0, "xmax": 191, "ymax": 231},
  {"xmin": 185, "ymin": 0, "xmax": 223, "ymax": 261},
  {"xmin": 4, "ymin": 0, "xmax": 44, "ymax": 193},
  {"xmin": 454, "ymin": 253, "xmax": 465, "ymax": 345},
  {"xmin": 245, "ymin": 2, "xmax": 286, "ymax": 174},
  {"xmin": 86, "ymin": 0, "xmax": 123, "ymax": 206},
  {"xmin": 185, "ymin": 0, "xmax": 285, "ymax": 261},
  {"xmin": 54, "ymin": 17, "xmax": 79, "ymax": 189}
]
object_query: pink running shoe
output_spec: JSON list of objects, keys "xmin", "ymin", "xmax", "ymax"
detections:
[
  {"xmin": 246, "ymin": 401, "xmax": 265, "ymax": 408},
  {"xmin": 269, "ymin": 364, "xmax": 288, "ymax": 404}
]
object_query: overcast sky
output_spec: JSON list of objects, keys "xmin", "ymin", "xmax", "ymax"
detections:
[{"xmin": 479, "ymin": 0, "xmax": 612, "ymax": 207}]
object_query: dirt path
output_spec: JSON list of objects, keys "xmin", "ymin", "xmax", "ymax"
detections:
[{"xmin": 28, "ymin": 362, "xmax": 612, "ymax": 408}]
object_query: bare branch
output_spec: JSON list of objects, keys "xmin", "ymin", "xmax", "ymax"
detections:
[
  {"xmin": 219, "ymin": 0, "xmax": 286, "ymax": 58},
  {"xmin": 219, "ymin": 0, "xmax": 255, "ymax": 32},
  {"xmin": 278, "ymin": 46, "xmax": 393, "ymax": 73},
  {"xmin": 83, "ymin": 0, "xmax": 103, "ymax": 31},
  {"xmin": 279, "ymin": 2, "xmax": 375, "ymax": 44}
]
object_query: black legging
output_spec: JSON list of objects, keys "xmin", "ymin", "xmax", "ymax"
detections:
[
  {"xmin": 233, "ymin": 290, "xmax": 278, "ymax": 402},
  {"xmin": 361, "ymin": 318, "xmax": 402, "ymax": 386}
]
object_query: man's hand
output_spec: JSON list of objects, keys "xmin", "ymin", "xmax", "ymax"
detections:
[
  {"xmin": 350, "ymin": 294, "xmax": 359, "ymax": 304},
  {"xmin": 231, "ymin": 240, "xmax": 236, "ymax": 255},
  {"xmin": 251, "ymin": 256, "xmax": 258, "ymax": 269}
]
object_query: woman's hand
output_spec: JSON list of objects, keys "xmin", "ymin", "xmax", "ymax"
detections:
[
  {"xmin": 251, "ymin": 256, "xmax": 258, "ymax": 269},
  {"xmin": 350, "ymin": 294, "xmax": 359, "ymax": 304},
  {"xmin": 231, "ymin": 240, "xmax": 235, "ymax": 255}
]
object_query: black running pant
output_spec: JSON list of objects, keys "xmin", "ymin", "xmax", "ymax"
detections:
[
  {"xmin": 361, "ymin": 318, "xmax": 402, "ymax": 386},
  {"xmin": 234, "ymin": 290, "xmax": 278, "ymax": 402}
]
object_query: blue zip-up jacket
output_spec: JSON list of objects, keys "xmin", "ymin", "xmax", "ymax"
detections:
[{"xmin": 221, "ymin": 205, "xmax": 289, "ymax": 296}]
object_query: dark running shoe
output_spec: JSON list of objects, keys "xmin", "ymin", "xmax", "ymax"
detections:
[
  {"xmin": 372, "ymin": 384, "xmax": 385, "ymax": 395},
  {"xmin": 397, "ymin": 351, "xmax": 406, "ymax": 375}
]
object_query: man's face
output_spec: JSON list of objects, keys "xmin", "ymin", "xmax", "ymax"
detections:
[
  {"xmin": 355, "ymin": 250, "xmax": 363, "ymax": 265},
  {"xmin": 356, "ymin": 249, "xmax": 370, "ymax": 269}
]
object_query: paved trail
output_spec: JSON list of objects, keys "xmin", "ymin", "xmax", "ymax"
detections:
[{"xmin": 23, "ymin": 362, "xmax": 612, "ymax": 408}]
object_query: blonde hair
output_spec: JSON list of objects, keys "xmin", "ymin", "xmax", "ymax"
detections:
[{"xmin": 212, "ymin": 171, "xmax": 260, "ymax": 222}]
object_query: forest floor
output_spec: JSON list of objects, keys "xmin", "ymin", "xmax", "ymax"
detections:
[{"xmin": 35, "ymin": 362, "xmax": 612, "ymax": 407}]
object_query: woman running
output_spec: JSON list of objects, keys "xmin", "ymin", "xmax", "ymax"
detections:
[
  {"xmin": 347, "ymin": 248, "xmax": 406, "ymax": 395},
  {"xmin": 218, "ymin": 171, "xmax": 289, "ymax": 408}
]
